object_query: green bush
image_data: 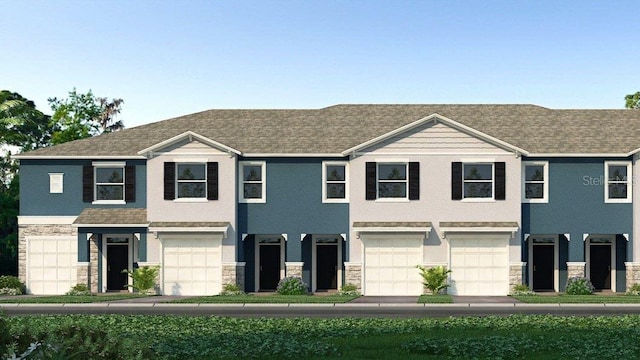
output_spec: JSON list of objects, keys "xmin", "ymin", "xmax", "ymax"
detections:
[
  {"xmin": 627, "ymin": 283, "xmax": 640, "ymax": 296},
  {"xmin": 123, "ymin": 265, "xmax": 160, "ymax": 295},
  {"xmin": 565, "ymin": 277, "xmax": 594, "ymax": 295},
  {"xmin": 220, "ymin": 283, "xmax": 245, "ymax": 296},
  {"xmin": 416, "ymin": 265, "xmax": 451, "ymax": 295},
  {"xmin": 510, "ymin": 284, "xmax": 537, "ymax": 296},
  {"xmin": 276, "ymin": 277, "xmax": 308, "ymax": 295},
  {"xmin": 66, "ymin": 284, "xmax": 92, "ymax": 296},
  {"xmin": 339, "ymin": 283, "xmax": 360, "ymax": 296},
  {"xmin": 0, "ymin": 275, "xmax": 25, "ymax": 295}
]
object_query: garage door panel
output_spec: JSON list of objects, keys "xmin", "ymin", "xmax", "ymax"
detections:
[
  {"xmin": 27, "ymin": 237, "xmax": 77, "ymax": 295},
  {"xmin": 449, "ymin": 237, "xmax": 509, "ymax": 296},
  {"xmin": 363, "ymin": 236, "xmax": 423, "ymax": 296},
  {"xmin": 162, "ymin": 237, "xmax": 222, "ymax": 296}
]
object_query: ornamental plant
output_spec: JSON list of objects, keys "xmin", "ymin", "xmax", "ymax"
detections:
[
  {"xmin": 510, "ymin": 284, "xmax": 537, "ymax": 296},
  {"xmin": 564, "ymin": 276, "xmax": 594, "ymax": 295},
  {"xmin": 66, "ymin": 284, "xmax": 91, "ymax": 296},
  {"xmin": 416, "ymin": 265, "xmax": 451, "ymax": 295},
  {"xmin": 0, "ymin": 275, "xmax": 25, "ymax": 295},
  {"xmin": 626, "ymin": 283, "xmax": 640, "ymax": 296},
  {"xmin": 276, "ymin": 276, "xmax": 308, "ymax": 295},
  {"xmin": 122, "ymin": 265, "xmax": 160, "ymax": 295},
  {"xmin": 220, "ymin": 283, "xmax": 245, "ymax": 296},
  {"xmin": 339, "ymin": 283, "xmax": 360, "ymax": 296}
]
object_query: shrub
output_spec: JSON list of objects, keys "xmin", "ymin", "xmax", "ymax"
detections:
[
  {"xmin": 565, "ymin": 276, "xmax": 594, "ymax": 295},
  {"xmin": 66, "ymin": 284, "xmax": 92, "ymax": 296},
  {"xmin": 339, "ymin": 283, "xmax": 360, "ymax": 296},
  {"xmin": 276, "ymin": 277, "xmax": 308, "ymax": 295},
  {"xmin": 626, "ymin": 283, "xmax": 640, "ymax": 296},
  {"xmin": 123, "ymin": 265, "xmax": 160, "ymax": 295},
  {"xmin": 416, "ymin": 265, "xmax": 451, "ymax": 295},
  {"xmin": 0, "ymin": 275, "xmax": 25, "ymax": 295},
  {"xmin": 220, "ymin": 283, "xmax": 245, "ymax": 296},
  {"xmin": 510, "ymin": 284, "xmax": 537, "ymax": 296}
]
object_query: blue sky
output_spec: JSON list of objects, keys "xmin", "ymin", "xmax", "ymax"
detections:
[{"xmin": 2, "ymin": 1, "xmax": 638, "ymax": 128}]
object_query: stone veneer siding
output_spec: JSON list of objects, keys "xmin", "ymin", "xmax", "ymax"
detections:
[
  {"xmin": 625, "ymin": 262, "xmax": 640, "ymax": 292},
  {"xmin": 89, "ymin": 236, "xmax": 99, "ymax": 293},
  {"xmin": 222, "ymin": 262, "xmax": 246, "ymax": 291},
  {"xmin": 509, "ymin": 262, "xmax": 526, "ymax": 292},
  {"xmin": 285, "ymin": 262, "xmax": 304, "ymax": 278},
  {"xmin": 566, "ymin": 262, "xmax": 586, "ymax": 279},
  {"xmin": 344, "ymin": 262, "xmax": 362, "ymax": 291},
  {"xmin": 18, "ymin": 224, "xmax": 78, "ymax": 285}
]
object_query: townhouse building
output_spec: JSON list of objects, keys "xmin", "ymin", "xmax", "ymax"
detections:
[{"xmin": 15, "ymin": 105, "xmax": 640, "ymax": 296}]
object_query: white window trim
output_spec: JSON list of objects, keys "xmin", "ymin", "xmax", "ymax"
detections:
[
  {"xmin": 49, "ymin": 173, "xmax": 64, "ymax": 194},
  {"xmin": 461, "ymin": 162, "xmax": 495, "ymax": 201},
  {"xmin": 92, "ymin": 163, "xmax": 125, "ymax": 204},
  {"xmin": 239, "ymin": 161, "xmax": 266, "ymax": 203},
  {"xmin": 322, "ymin": 161, "xmax": 349, "ymax": 203},
  {"xmin": 376, "ymin": 162, "xmax": 409, "ymax": 201},
  {"xmin": 522, "ymin": 161, "xmax": 549, "ymax": 203},
  {"xmin": 175, "ymin": 163, "xmax": 207, "ymax": 200},
  {"xmin": 605, "ymin": 161, "xmax": 632, "ymax": 203}
]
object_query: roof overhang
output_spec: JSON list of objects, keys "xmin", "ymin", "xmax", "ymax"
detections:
[
  {"xmin": 341, "ymin": 113, "xmax": 529, "ymax": 156},
  {"xmin": 148, "ymin": 222, "xmax": 230, "ymax": 238},
  {"xmin": 138, "ymin": 131, "xmax": 241, "ymax": 157},
  {"xmin": 13, "ymin": 155, "xmax": 146, "ymax": 160},
  {"xmin": 526, "ymin": 153, "xmax": 632, "ymax": 158},
  {"xmin": 353, "ymin": 222, "xmax": 432, "ymax": 238},
  {"xmin": 440, "ymin": 221, "xmax": 519, "ymax": 239}
]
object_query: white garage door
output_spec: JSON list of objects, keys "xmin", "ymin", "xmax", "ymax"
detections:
[
  {"xmin": 162, "ymin": 236, "xmax": 222, "ymax": 296},
  {"xmin": 363, "ymin": 236, "xmax": 423, "ymax": 295},
  {"xmin": 27, "ymin": 236, "xmax": 77, "ymax": 295},
  {"xmin": 449, "ymin": 236, "xmax": 509, "ymax": 295}
]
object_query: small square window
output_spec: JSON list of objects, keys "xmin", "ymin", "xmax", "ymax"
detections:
[
  {"xmin": 49, "ymin": 173, "xmax": 64, "ymax": 194},
  {"xmin": 323, "ymin": 162, "xmax": 348, "ymax": 202}
]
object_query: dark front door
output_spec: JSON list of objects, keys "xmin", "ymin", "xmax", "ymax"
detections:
[
  {"xmin": 259, "ymin": 245, "xmax": 281, "ymax": 291},
  {"xmin": 590, "ymin": 245, "xmax": 612, "ymax": 290},
  {"xmin": 532, "ymin": 245, "xmax": 554, "ymax": 291},
  {"xmin": 316, "ymin": 245, "xmax": 338, "ymax": 290},
  {"xmin": 107, "ymin": 246, "xmax": 129, "ymax": 291}
]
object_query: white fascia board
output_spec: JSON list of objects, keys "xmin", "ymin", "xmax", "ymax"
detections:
[
  {"xmin": 242, "ymin": 153, "xmax": 344, "ymax": 158},
  {"xmin": 341, "ymin": 113, "xmax": 528, "ymax": 156},
  {"xmin": 526, "ymin": 153, "xmax": 630, "ymax": 158},
  {"xmin": 13, "ymin": 155, "xmax": 145, "ymax": 160},
  {"xmin": 137, "ymin": 131, "xmax": 241, "ymax": 157},
  {"xmin": 149, "ymin": 226, "xmax": 229, "ymax": 238},
  {"xmin": 441, "ymin": 226, "xmax": 519, "ymax": 238},
  {"xmin": 353, "ymin": 226, "xmax": 432, "ymax": 234},
  {"xmin": 72, "ymin": 224, "xmax": 149, "ymax": 228},
  {"xmin": 18, "ymin": 216, "xmax": 77, "ymax": 225}
]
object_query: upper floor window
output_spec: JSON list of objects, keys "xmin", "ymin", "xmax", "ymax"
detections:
[
  {"xmin": 323, "ymin": 162, "xmax": 348, "ymax": 202},
  {"xmin": 177, "ymin": 163, "xmax": 206, "ymax": 198},
  {"xmin": 84, "ymin": 162, "xmax": 135, "ymax": 204},
  {"xmin": 522, "ymin": 161, "xmax": 548, "ymax": 203},
  {"xmin": 451, "ymin": 161, "xmax": 505, "ymax": 201},
  {"xmin": 365, "ymin": 161, "xmax": 419, "ymax": 201},
  {"xmin": 163, "ymin": 161, "xmax": 218, "ymax": 201},
  {"xmin": 240, "ymin": 161, "xmax": 266, "ymax": 203},
  {"xmin": 605, "ymin": 161, "xmax": 632, "ymax": 203}
]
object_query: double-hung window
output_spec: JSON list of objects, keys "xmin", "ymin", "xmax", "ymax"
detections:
[
  {"xmin": 239, "ymin": 161, "xmax": 266, "ymax": 203},
  {"xmin": 605, "ymin": 161, "xmax": 632, "ymax": 203},
  {"xmin": 365, "ymin": 161, "xmax": 419, "ymax": 201},
  {"xmin": 84, "ymin": 162, "xmax": 135, "ymax": 204},
  {"xmin": 95, "ymin": 166, "xmax": 124, "ymax": 201},
  {"xmin": 463, "ymin": 163, "xmax": 493, "ymax": 198},
  {"xmin": 176, "ymin": 163, "xmax": 206, "ymax": 198},
  {"xmin": 522, "ymin": 161, "xmax": 548, "ymax": 203},
  {"xmin": 378, "ymin": 163, "xmax": 408, "ymax": 199},
  {"xmin": 451, "ymin": 161, "xmax": 505, "ymax": 201},
  {"xmin": 323, "ymin": 162, "xmax": 348, "ymax": 202}
]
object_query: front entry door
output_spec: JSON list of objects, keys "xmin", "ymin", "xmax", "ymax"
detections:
[
  {"xmin": 532, "ymin": 245, "xmax": 554, "ymax": 291},
  {"xmin": 590, "ymin": 245, "xmax": 612, "ymax": 290},
  {"xmin": 259, "ymin": 245, "xmax": 281, "ymax": 291},
  {"xmin": 316, "ymin": 245, "xmax": 338, "ymax": 290},
  {"xmin": 107, "ymin": 245, "xmax": 129, "ymax": 291}
]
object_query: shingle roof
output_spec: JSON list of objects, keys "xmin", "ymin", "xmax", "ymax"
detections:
[
  {"xmin": 73, "ymin": 208, "xmax": 147, "ymax": 226},
  {"xmin": 17, "ymin": 104, "xmax": 640, "ymax": 157}
]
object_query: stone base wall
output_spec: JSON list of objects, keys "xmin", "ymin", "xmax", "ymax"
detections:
[
  {"xmin": 625, "ymin": 262, "xmax": 640, "ymax": 292},
  {"xmin": 222, "ymin": 262, "xmax": 246, "ymax": 292},
  {"xmin": 89, "ymin": 236, "xmax": 99, "ymax": 293},
  {"xmin": 18, "ymin": 224, "xmax": 78, "ymax": 284},
  {"xmin": 344, "ymin": 262, "xmax": 362, "ymax": 291},
  {"xmin": 509, "ymin": 262, "xmax": 526, "ymax": 292},
  {"xmin": 566, "ymin": 262, "xmax": 586, "ymax": 279},
  {"xmin": 77, "ymin": 262, "xmax": 90, "ymax": 289},
  {"xmin": 285, "ymin": 262, "xmax": 304, "ymax": 278}
]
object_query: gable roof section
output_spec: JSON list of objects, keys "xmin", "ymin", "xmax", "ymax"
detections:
[
  {"xmin": 137, "ymin": 131, "xmax": 241, "ymax": 157},
  {"xmin": 72, "ymin": 208, "xmax": 148, "ymax": 227},
  {"xmin": 14, "ymin": 105, "xmax": 640, "ymax": 158}
]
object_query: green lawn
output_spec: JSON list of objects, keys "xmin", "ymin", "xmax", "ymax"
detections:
[
  {"xmin": 4, "ymin": 315, "xmax": 640, "ymax": 359},
  {"xmin": 417, "ymin": 294, "xmax": 453, "ymax": 303},
  {"xmin": 169, "ymin": 294, "xmax": 360, "ymax": 303},
  {"xmin": 0, "ymin": 294, "xmax": 146, "ymax": 303},
  {"xmin": 513, "ymin": 294, "xmax": 640, "ymax": 303}
]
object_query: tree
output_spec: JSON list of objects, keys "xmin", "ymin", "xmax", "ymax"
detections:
[
  {"xmin": 625, "ymin": 91, "xmax": 640, "ymax": 109},
  {"xmin": 0, "ymin": 90, "xmax": 53, "ymax": 151},
  {"xmin": 48, "ymin": 89, "xmax": 124, "ymax": 144}
]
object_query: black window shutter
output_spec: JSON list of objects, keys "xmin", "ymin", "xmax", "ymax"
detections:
[
  {"xmin": 207, "ymin": 162, "xmax": 219, "ymax": 200},
  {"xmin": 495, "ymin": 162, "xmax": 506, "ymax": 200},
  {"xmin": 451, "ymin": 162, "xmax": 462, "ymax": 200},
  {"xmin": 82, "ymin": 165, "xmax": 94, "ymax": 202},
  {"xmin": 365, "ymin": 162, "xmax": 377, "ymax": 200},
  {"xmin": 408, "ymin": 162, "xmax": 420, "ymax": 200},
  {"xmin": 164, "ymin": 162, "xmax": 175, "ymax": 200},
  {"xmin": 125, "ymin": 165, "xmax": 136, "ymax": 202}
]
